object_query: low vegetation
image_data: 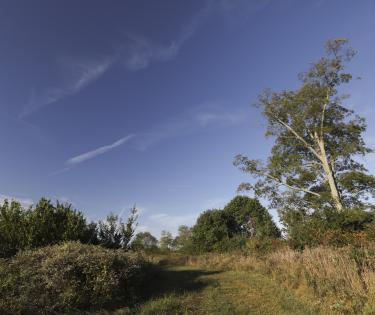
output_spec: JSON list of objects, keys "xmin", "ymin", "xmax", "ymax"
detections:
[
  {"xmin": 178, "ymin": 245, "xmax": 375, "ymax": 314},
  {"xmin": 0, "ymin": 242, "xmax": 148, "ymax": 314}
]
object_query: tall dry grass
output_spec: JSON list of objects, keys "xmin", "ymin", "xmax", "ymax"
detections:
[{"xmin": 185, "ymin": 246, "xmax": 375, "ymax": 314}]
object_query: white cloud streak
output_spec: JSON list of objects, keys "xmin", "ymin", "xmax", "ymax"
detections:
[
  {"xmin": 135, "ymin": 106, "xmax": 248, "ymax": 150},
  {"xmin": 50, "ymin": 134, "xmax": 134, "ymax": 176},
  {"xmin": 19, "ymin": 1, "xmax": 266, "ymax": 118},
  {"xmin": 122, "ymin": 2, "xmax": 211, "ymax": 71},
  {"xmin": 20, "ymin": 57, "xmax": 114, "ymax": 118},
  {"xmin": 67, "ymin": 134, "xmax": 134, "ymax": 166},
  {"xmin": 19, "ymin": 4, "xmax": 211, "ymax": 118},
  {"xmin": 122, "ymin": 35, "xmax": 179, "ymax": 71}
]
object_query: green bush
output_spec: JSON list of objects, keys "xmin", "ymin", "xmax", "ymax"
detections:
[
  {"xmin": 131, "ymin": 232, "xmax": 158, "ymax": 252},
  {"xmin": 28, "ymin": 198, "xmax": 88, "ymax": 248},
  {"xmin": 0, "ymin": 199, "xmax": 97, "ymax": 257},
  {"xmin": 189, "ymin": 197, "xmax": 280, "ymax": 253},
  {"xmin": 285, "ymin": 208, "xmax": 374, "ymax": 249},
  {"xmin": 0, "ymin": 200, "xmax": 29, "ymax": 257},
  {"xmin": 223, "ymin": 196, "xmax": 280, "ymax": 238},
  {"xmin": 0, "ymin": 242, "xmax": 148, "ymax": 314}
]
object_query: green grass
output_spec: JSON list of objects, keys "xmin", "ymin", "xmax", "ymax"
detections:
[{"xmin": 107, "ymin": 264, "xmax": 322, "ymax": 315}]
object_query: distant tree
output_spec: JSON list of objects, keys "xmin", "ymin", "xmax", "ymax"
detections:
[
  {"xmin": 56, "ymin": 202, "xmax": 87, "ymax": 242},
  {"xmin": 190, "ymin": 197, "xmax": 280, "ymax": 252},
  {"xmin": 234, "ymin": 39, "xmax": 375, "ymax": 227},
  {"xmin": 190, "ymin": 209, "xmax": 233, "ymax": 252},
  {"xmin": 28, "ymin": 199, "xmax": 87, "ymax": 248},
  {"xmin": 98, "ymin": 213, "xmax": 124, "ymax": 249},
  {"xmin": 159, "ymin": 230, "xmax": 174, "ymax": 251},
  {"xmin": 0, "ymin": 200, "xmax": 29, "ymax": 257},
  {"xmin": 0, "ymin": 198, "xmax": 139, "ymax": 256},
  {"xmin": 82, "ymin": 221, "xmax": 99, "ymax": 245},
  {"xmin": 0, "ymin": 198, "xmax": 90, "ymax": 257},
  {"xmin": 121, "ymin": 205, "xmax": 138, "ymax": 250},
  {"xmin": 131, "ymin": 232, "xmax": 158, "ymax": 251},
  {"xmin": 174, "ymin": 225, "xmax": 192, "ymax": 250},
  {"xmin": 98, "ymin": 206, "xmax": 138, "ymax": 250},
  {"xmin": 223, "ymin": 196, "xmax": 280, "ymax": 238}
]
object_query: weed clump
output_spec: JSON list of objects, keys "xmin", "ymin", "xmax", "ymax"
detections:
[{"xmin": 0, "ymin": 242, "xmax": 148, "ymax": 314}]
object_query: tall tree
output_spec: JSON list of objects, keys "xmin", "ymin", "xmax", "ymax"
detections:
[
  {"xmin": 174, "ymin": 225, "xmax": 192, "ymax": 250},
  {"xmin": 190, "ymin": 209, "xmax": 233, "ymax": 252},
  {"xmin": 159, "ymin": 230, "xmax": 174, "ymax": 251},
  {"xmin": 121, "ymin": 205, "xmax": 138, "ymax": 250},
  {"xmin": 98, "ymin": 206, "xmax": 138, "ymax": 250},
  {"xmin": 223, "ymin": 196, "xmax": 280, "ymax": 238},
  {"xmin": 131, "ymin": 231, "xmax": 158, "ymax": 250},
  {"xmin": 0, "ymin": 200, "xmax": 29, "ymax": 257},
  {"xmin": 235, "ymin": 39, "xmax": 375, "ymax": 218}
]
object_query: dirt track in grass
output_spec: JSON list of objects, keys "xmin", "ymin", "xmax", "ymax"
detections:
[{"xmin": 125, "ymin": 264, "xmax": 321, "ymax": 315}]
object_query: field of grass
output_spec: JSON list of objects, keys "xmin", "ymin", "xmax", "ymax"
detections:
[
  {"xmin": 6, "ymin": 244, "xmax": 375, "ymax": 314},
  {"xmin": 111, "ymin": 264, "xmax": 320, "ymax": 315}
]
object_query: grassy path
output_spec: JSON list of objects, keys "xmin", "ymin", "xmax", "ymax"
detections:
[{"xmin": 128, "ymin": 265, "xmax": 321, "ymax": 315}]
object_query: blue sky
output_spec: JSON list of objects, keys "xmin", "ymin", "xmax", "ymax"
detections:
[{"xmin": 1, "ymin": 0, "xmax": 375, "ymax": 237}]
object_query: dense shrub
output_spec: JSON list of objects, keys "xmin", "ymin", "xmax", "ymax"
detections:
[
  {"xmin": 0, "ymin": 199, "xmax": 95, "ymax": 257},
  {"xmin": 223, "ymin": 196, "xmax": 280, "ymax": 238},
  {"xmin": 190, "ymin": 196, "xmax": 280, "ymax": 253},
  {"xmin": 0, "ymin": 200, "xmax": 30, "ymax": 257},
  {"xmin": 284, "ymin": 207, "xmax": 374, "ymax": 249},
  {"xmin": 0, "ymin": 242, "xmax": 148, "ymax": 314},
  {"xmin": 244, "ymin": 238, "xmax": 287, "ymax": 256},
  {"xmin": 28, "ymin": 199, "xmax": 88, "ymax": 248},
  {"xmin": 0, "ymin": 199, "xmax": 139, "ymax": 257},
  {"xmin": 190, "ymin": 209, "xmax": 233, "ymax": 253}
]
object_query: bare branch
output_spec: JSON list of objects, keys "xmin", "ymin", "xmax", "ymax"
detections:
[
  {"xmin": 252, "ymin": 168, "xmax": 321, "ymax": 197},
  {"xmin": 266, "ymin": 111, "xmax": 323, "ymax": 162}
]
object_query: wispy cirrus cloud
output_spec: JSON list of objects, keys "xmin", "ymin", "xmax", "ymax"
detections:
[
  {"xmin": 19, "ymin": 4, "xmax": 211, "ymax": 118},
  {"xmin": 19, "ymin": 0, "xmax": 268, "ymax": 118},
  {"xmin": 135, "ymin": 106, "xmax": 248, "ymax": 151},
  {"xmin": 66, "ymin": 134, "xmax": 134, "ymax": 166},
  {"xmin": 51, "ymin": 134, "xmax": 134, "ymax": 175},
  {"xmin": 122, "ymin": 35, "xmax": 179, "ymax": 71},
  {"xmin": 20, "ymin": 56, "xmax": 115, "ymax": 118},
  {"xmin": 195, "ymin": 111, "xmax": 247, "ymax": 127},
  {"xmin": 122, "ymin": 2, "xmax": 211, "ymax": 71}
]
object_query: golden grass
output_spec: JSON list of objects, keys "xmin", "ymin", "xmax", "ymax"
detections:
[{"xmin": 183, "ymin": 246, "xmax": 375, "ymax": 314}]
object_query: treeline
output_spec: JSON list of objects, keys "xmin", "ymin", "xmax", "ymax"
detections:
[
  {"xmin": 0, "ymin": 195, "xmax": 282, "ymax": 258},
  {"xmin": 0, "ymin": 198, "xmax": 138, "ymax": 258},
  {"xmin": 4, "ymin": 194, "xmax": 375, "ymax": 260},
  {"xmin": 128, "ymin": 196, "xmax": 281, "ymax": 254}
]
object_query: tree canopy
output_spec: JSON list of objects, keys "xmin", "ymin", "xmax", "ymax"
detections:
[
  {"xmin": 131, "ymin": 232, "xmax": 158, "ymax": 251},
  {"xmin": 223, "ymin": 196, "xmax": 280, "ymax": 238},
  {"xmin": 190, "ymin": 196, "xmax": 279, "ymax": 252},
  {"xmin": 0, "ymin": 198, "xmax": 138, "ymax": 257},
  {"xmin": 234, "ymin": 39, "xmax": 375, "ymax": 223}
]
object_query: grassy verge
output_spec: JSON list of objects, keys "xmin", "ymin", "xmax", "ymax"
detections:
[
  {"xmin": 110, "ymin": 264, "xmax": 321, "ymax": 315},
  {"xmin": 183, "ymin": 247, "xmax": 375, "ymax": 314}
]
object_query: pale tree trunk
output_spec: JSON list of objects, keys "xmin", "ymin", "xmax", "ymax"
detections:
[
  {"xmin": 316, "ymin": 96, "xmax": 344, "ymax": 212},
  {"xmin": 316, "ymin": 136, "xmax": 344, "ymax": 212},
  {"xmin": 268, "ymin": 106, "xmax": 344, "ymax": 212}
]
